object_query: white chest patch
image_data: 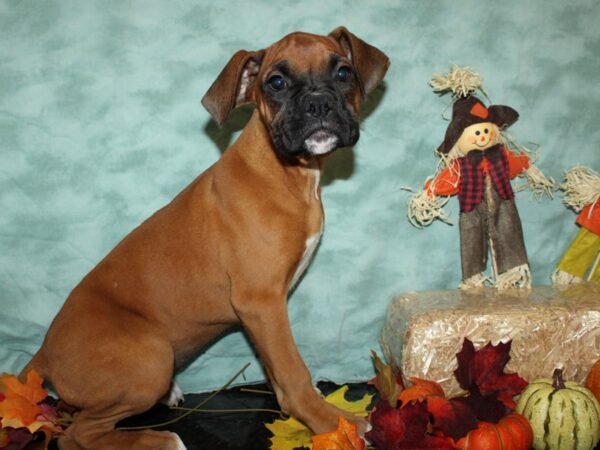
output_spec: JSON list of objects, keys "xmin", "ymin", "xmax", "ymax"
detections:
[
  {"xmin": 289, "ymin": 224, "xmax": 324, "ymax": 290},
  {"xmin": 309, "ymin": 165, "xmax": 321, "ymax": 200}
]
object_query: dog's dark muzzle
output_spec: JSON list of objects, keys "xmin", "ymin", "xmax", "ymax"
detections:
[
  {"xmin": 273, "ymin": 90, "xmax": 359, "ymax": 157},
  {"xmin": 303, "ymin": 92, "xmax": 333, "ymax": 120}
]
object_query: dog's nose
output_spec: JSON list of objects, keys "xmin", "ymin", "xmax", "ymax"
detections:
[{"xmin": 304, "ymin": 94, "xmax": 331, "ymax": 119}]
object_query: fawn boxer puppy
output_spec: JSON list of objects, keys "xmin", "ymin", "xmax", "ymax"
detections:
[{"xmin": 22, "ymin": 27, "xmax": 389, "ymax": 449}]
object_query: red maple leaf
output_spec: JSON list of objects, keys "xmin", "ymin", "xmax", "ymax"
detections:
[
  {"xmin": 427, "ymin": 396, "xmax": 478, "ymax": 441},
  {"xmin": 365, "ymin": 339, "xmax": 528, "ymax": 445},
  {"xmin": 454, "ymin": 339, "xmax": 528, "ymax": 409},
  {"xmin": 366, "ymin": 400, "xmax": 454, "ymax": 450}
]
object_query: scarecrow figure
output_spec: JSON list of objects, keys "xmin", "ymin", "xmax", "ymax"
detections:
[
  {"xmin": 408, "ymin": 66, "xmax": 554, "ymax": 289},
  {"xmin": 552, "ymin": 166, "xmax": 600, "ymax": 284}
]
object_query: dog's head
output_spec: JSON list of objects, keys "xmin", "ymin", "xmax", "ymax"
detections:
[{"xmin": 202, "ymin": 27, "xmax": 389, "ymax": 157}]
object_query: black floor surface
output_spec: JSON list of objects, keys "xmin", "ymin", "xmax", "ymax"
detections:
[
  {"xmin": 44, "ymin": 382, "xmax": 600, "ymax": 450},
  {"xmin": 47, "ymin": 381, "xmax": 377, "ymax": 450}
]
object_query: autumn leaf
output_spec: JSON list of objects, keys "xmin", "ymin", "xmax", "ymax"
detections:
[
  {"xmin": 451, "ymin": 390, "xmax": 508, "ymax": 424},
  {"xmin": 396, "ymin": 378, "xmax": 477, "ymax": 441},
  {"xmin": 0, "ymin": 428, "xmax": 8, "ymax": 448},
  {"xmin": 427, "ymin": 396, "xmax": 477, "ymax": 440},
  {"xmin": 369, "ymin": 351, "xmax": 403, "ymax": 408},
  {"xmin": 0, "ymin": 371, "xmax": 47, "ymax": 405},
  {"xmin": 266, "ymin": 386, "xmax": 373, "ymax": 450},
  {"xmin": 311, "ymin": 416, "xmax": 365, "ymax": 450},
  {"xmin": 454, "ymin": 339, "xmax": 527, "ymax": 408},
  {"xmin": 398, "ymin": 378, "xmax": 444, "ymax": 406},
  {"xmin": 0, "ymin": 371, "xmax": 48, "ymax": 428},
  {"xmin": 0, "ymin": 428, "xmax": 34, "ymax": 450},
  {"xmin": 363, "ymin": 339, "xmax": 528, "ymax": 447},
  {"xmin": 366, "ymin": 400, "xmax": 454, "ymax": 450}
]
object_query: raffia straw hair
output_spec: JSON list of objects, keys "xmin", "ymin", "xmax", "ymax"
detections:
[
  {"xmin": 520, "ymin": 165, "xmax": 556, "ymax": 200},
  {"xmin": 429, "ymin": 65, "xmax": 485, "ymax": 99},
  {"xmin": 407, "ymin": 189, "xmax": 452, "ymax": 228},
  {"xmin": 500, "ymin": 133, "xmax": 556, "ymax": 200},
  {"xmin": 561, "ymin": 165, "xmax": 600, "ymax": 213}
]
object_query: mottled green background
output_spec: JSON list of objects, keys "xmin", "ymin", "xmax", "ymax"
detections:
[{"xmin": 1, "ymin": 0, "xmax": 599, "ymax": 392}]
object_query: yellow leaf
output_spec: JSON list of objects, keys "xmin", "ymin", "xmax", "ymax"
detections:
[
  {"xmin": 324, "ymin": 386, "xmax": 372, "ymax": 418},
  {"xmin": 1, "ymin": 416, "xmax": 60, "ymax": 434},
  {"xmin": 266, "ymin": 386, "xmax": 373, "ymax": 450}
]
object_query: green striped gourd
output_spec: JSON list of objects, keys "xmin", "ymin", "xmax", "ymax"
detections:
[{"xmin": 515, "ymin": 367, "xmax": 600, "ymax": 450}]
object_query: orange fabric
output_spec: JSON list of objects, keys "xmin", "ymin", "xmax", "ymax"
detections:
[
  {"xmin": 576, "ymin": 203, "xmax": 600, "ymax": 236},
  {"xmin": 425, "ymin": 161, "xmax": 460, "ymax": 197},
  {"xmin": 470, "ymin": 102, "xmax": 489, "ymax": 119},
  {"xmin": 504, "ymin": 148, "xmax": 530, "ymax": 178},
  {"xmin": 424, "ymin": 148, "xmax": 530, "ymax": 197}
]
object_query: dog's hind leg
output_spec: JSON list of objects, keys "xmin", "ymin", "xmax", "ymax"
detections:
[
  {"xmin": 44, "ymin": 309, "xmax": 184, "ymax": 449},
  {"xmin": 58, "ymin": 407, "xmax": 186, "ymax": 450},
  {"xmin": 55, "ymin": 349, "xmax": 186, "ymax": 450}
]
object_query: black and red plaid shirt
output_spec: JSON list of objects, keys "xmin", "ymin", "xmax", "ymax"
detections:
[{"xmin": 458, "ymin": 144, "xmax": 514, "ymax": 212}]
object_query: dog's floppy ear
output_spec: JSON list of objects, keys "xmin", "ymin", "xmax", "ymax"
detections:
[
  {"xmin": 202, "ymin": 50, "xmax": 264, "ymax": 126},
  {"xmin": 329, "ymin": 27, "xmax": 389, "ymax": 97}
]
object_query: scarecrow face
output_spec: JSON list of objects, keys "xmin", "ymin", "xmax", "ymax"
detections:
[{"xmin": 456, "ymin": 122, "xmax": 500, "ymax": 155}]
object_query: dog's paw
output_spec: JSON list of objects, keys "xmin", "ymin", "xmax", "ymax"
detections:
[
  {"xmin": 161, "ymin": 381, "xmax": 185, "ymax": 407},
  {"xmin": 169, "ymin": 432, "xmax": 188, "ymax": 450}
]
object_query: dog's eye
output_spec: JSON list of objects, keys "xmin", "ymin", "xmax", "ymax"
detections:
[
  {"xmin": 336, "ymin": 66, "xmax": 352, "ymax": 82},
  {"xmin": 267, "ymin": 75, "xmax": 286, "ymax": 91}
]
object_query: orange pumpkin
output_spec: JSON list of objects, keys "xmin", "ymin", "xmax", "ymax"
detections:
[
  {"xmin": 586, "ymin": 359, "xmax": 600, "ymax": 402},
  {"xmin": 452, "ymin": 412, "xmax": 533, "ymax": 450}
]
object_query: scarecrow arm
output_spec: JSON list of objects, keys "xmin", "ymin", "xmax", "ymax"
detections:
[
  {"xmin": 503, "ymin": 147, "xmax": 530, "ymax": 179},
  {"xmin": 577, "ymin": 204, "xmax": 600, "ymax": 236},
  {"xmin": 424, "ymin": 161, "xmax": 460, "ymax": 197}
]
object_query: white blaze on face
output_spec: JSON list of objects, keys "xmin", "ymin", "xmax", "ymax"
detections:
[{"xmin": 304, "ymin": 130, "xmax": 339, "ymax": 155}]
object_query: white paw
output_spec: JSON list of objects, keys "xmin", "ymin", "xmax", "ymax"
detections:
[
  {"xmin": 168, "ymin": 432, "xmax": 188, "ymax": 450},
  {"xmin": 313, "ymin": 385, "xmax": 324, "ymax": 398},
  {"xmin": 161, "ymin": 382, "xmax": 185, "ymax": 407}
]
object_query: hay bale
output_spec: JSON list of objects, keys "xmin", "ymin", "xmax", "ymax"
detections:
[{"xmin": 381, "ymin": 284, "xmax": 600, "ymax": 398}]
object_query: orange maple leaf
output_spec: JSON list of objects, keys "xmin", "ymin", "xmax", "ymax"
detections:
[
  {"xmin": 311, "ymin": 416, "xmax": 365, "ymax": 450},
  {"xmin": 398, "ymin": 377, "xmax": 445, "ymax": 406},
  {"xmin": 0, "ymin": 370, "xmax": 47, "ymax": 427}
]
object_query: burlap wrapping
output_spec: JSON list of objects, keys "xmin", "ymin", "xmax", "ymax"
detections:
[{"xmin": 381, "ymin": 284, "xmax": 600, "ymax": 398}]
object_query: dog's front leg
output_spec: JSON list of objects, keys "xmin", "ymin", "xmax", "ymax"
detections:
[{"xmin": 234, "ymin": 291, "xmax": 367, "ymax": 435}]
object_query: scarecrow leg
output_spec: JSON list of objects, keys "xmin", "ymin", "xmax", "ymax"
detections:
[
  {"xmin": 488, "ymin": 195, "xmax": 529, "ymax": 279},
  {"xmin": 459, "ymin": 205, "xmax": 488, "ymax": 287}
]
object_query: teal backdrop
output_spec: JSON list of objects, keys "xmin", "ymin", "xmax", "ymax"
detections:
[{"xmin": 1, "ymin": 0, "xmax": 599, "ymax": 392}]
